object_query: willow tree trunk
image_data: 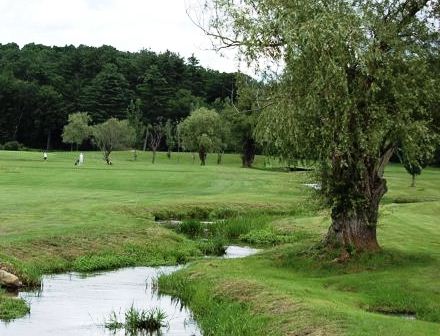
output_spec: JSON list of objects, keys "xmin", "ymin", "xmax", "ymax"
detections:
[
  {"xmin": 241, "ymin": 138, "xmax": 256, "ymax": 168},
  {"xmin": 199, "ymin": 147, "xmax": 207, "ymax": 166},
  {"xmin": 104, "ymin": 151, "xmax": 111, "ymax": 164},
  {"xmin": 324, "ymin": 149, "xmax": 393, "ymax": 252},
  {"xmin": 326, "ymin": 209, "xmax": 380, "ymax": 251},
  {"xmin": 217, "ymin": 152, "xmax": 223, "ymax": 165},
  {"xmin": 152, "ymin": 150, "xmax": 156, "ymax": 164},
  {"xmin": 411, "ymin": 174, "xmax": 416, "ymax": 187}
]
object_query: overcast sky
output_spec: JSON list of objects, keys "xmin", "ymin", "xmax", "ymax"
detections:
[{"xmin": 0, "ymin": 0, "xmax": 244, "ymax": 73}]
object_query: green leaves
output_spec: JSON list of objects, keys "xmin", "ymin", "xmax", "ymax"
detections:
[
  {"xmin": 178, "ymin": 107, "xmax": 225, "ymax": 154},
  {"xmin": 91, "ymin": 118, "xmax": 135, "ymax": 159},
  {"xmin": 62, "ymin": 112, "xmax": 92, "ymax": 148}
]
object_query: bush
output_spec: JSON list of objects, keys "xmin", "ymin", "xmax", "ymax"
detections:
[{"xmin": 3, "ymin": 141, "xmax": 24, "ymax": 151}]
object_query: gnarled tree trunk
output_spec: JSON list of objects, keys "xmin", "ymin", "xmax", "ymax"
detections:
[
  {"xmin": 325, "ymin": 209, "xmax": 380, "ymax": 251},
  {"xmin": 324, "ymin": 147, "xmax": 393, "ymax": 252}
]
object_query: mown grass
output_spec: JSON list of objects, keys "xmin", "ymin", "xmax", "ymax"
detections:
[{"xmin": 1, "ymin": 150, "xmax": 439, "ymax": 336}]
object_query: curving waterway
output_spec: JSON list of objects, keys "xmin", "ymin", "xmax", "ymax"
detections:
[{"xmin": 0, "ymin": 246, "xmax": 258, "ymax": 335}]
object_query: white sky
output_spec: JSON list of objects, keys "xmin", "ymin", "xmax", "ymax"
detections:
[{"xmin": 0, "ymin": 0, "xmax": 245, "ymax": 73}]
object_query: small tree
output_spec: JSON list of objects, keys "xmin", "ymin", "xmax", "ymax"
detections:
[
  {"xmin": 178, "ymin": 107, "xmax": 223, "ymax": 166},
  {"xmin": 148, "ymin": 123, "xmax": 164, "ymax": 164},
  {"xmin": 126, "ymin": 99, "xmax": 146, "ymax": 160},
  {"xmin": 164, "ymin": 119, "xmax": 175, "ymax": 159},
  {"xmin": 92, "ymin": 118, "xmax": 135, "ymax": 164},
  {"xmin": 398, "ymin": 125, "xmax": 437, "ymax": 187},
  {"xmin": 62, "ymin": 112, "xmax": 92, "ymax": 150}
]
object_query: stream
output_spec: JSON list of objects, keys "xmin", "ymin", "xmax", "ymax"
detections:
[{"xmin": 0, "ymin": 246, "xmax": 258, "ymax": 335}]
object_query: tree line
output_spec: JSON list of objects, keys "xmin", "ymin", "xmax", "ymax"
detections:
[
  {"xmin": 0, "ymin": 43, "xmax": 237, "ymax": 149},
  {"xmin": 61, "ymin": 74, "xmax": 260, "ymax": 168}
]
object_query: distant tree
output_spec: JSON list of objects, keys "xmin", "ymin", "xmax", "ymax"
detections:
[
  {"xmin": 178, "ymin": 107, "xmax": 223, "ymax": 165},
  {"xmin": 137, "ymin": 64, "xmax": 172, "ymax": 121},
  {"xmin": 62, "ymin": 112, "xmax": 92, "ymax": 150},
  {"xmin": 398, "ymin": 125, "xmax": 437, "ymax": 187},
  {"xmin": 126, "ymin": 99, "xmax": 146, "ymax": 160},
  {"xmin": 92, "ymin": 118, "xmax": 135, "ymax": 164},
  {"xmin": 33, "ymin": 85, "xmax": 65, "ymax": 150},
  {"xmin": 148, "ymin": 123, "xmax": 164, "ymax": 164},
  {"xmin": 164, "ymin": 119, "xmax": 175, "ymax": 159}
]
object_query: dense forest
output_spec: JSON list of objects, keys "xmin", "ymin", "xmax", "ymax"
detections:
[{"xmin": 0, "ymin": 43, "xmax": 237, "ymax": 149}]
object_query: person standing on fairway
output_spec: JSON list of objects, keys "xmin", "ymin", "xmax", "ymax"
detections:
[
  {"xmin": 43, "ymin": 152, "xmax": 48, "ymax": 161},
  {"xmin": 79, "ymin": 152, "xmax": 84, "ymax": 165}
]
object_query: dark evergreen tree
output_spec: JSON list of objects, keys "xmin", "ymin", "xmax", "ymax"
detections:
[{"xmin": 81, "ymin": 64, "xmax": 130, "ymax": 123}]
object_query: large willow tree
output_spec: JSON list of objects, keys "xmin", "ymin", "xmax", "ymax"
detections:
[{"xmin": 203, "ymin": 0, "xmax": 439, "ymax": 251}]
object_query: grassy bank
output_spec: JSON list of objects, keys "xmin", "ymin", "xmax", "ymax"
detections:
[
  {"xmin": 159, "ymin": 168, "xmax": 440, "ymax": 335},
  {"xmin": 1, "ymin": 149, "xmax": 439, "ymax": 335}
]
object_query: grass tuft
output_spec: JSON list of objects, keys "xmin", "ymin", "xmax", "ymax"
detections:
[{"xmin": 105, "ymin": 305, "xmax": 167, "ymax": 334}]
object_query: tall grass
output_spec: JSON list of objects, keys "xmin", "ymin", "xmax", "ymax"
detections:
[
  {"xmin": 158, "ymin": 272, "xmax": 267, "ymax": 336},
  {"xmin": 210, "ymin": 215, "xmax": 272, "ymax": 240}
]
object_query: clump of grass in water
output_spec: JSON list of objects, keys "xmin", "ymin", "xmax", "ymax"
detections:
[{"xmin": 105, "ymin": 305, "xmax": 167, "ymax": 334}]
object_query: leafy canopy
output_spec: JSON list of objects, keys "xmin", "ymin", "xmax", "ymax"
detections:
[
  {"xmin": 92, "ymin": 118, "xmax": 135, "ymax": 159},
  {"xmin": 178, "ymin": 107, "xmax": 225, "ymax": 154},
  {"xmin": 62, "ymin": 112, "xmax": 92, "ymax": 147}
]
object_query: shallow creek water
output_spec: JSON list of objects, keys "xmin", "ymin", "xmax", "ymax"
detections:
[{"xmin": 0, "ymin": 246, "xmax": 258, "ymax": 336}]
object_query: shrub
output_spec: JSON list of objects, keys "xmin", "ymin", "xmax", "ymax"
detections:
[{"xmin": 3, "ymin": 141, "xmax": 24, "ymax": 151}]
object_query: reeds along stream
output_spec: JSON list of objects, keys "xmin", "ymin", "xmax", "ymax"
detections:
[{"xmin": 0, "ymin": 246, "xmax": 258, "ymax": 336}]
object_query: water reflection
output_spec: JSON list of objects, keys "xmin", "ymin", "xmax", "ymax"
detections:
[
  {"xmin": 0, "ymin": 266, "xmax": 201, "ymax": 336},
  {"xmin": 0, "ymin": 246, "xmax": 259, "ymax": 335}
]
